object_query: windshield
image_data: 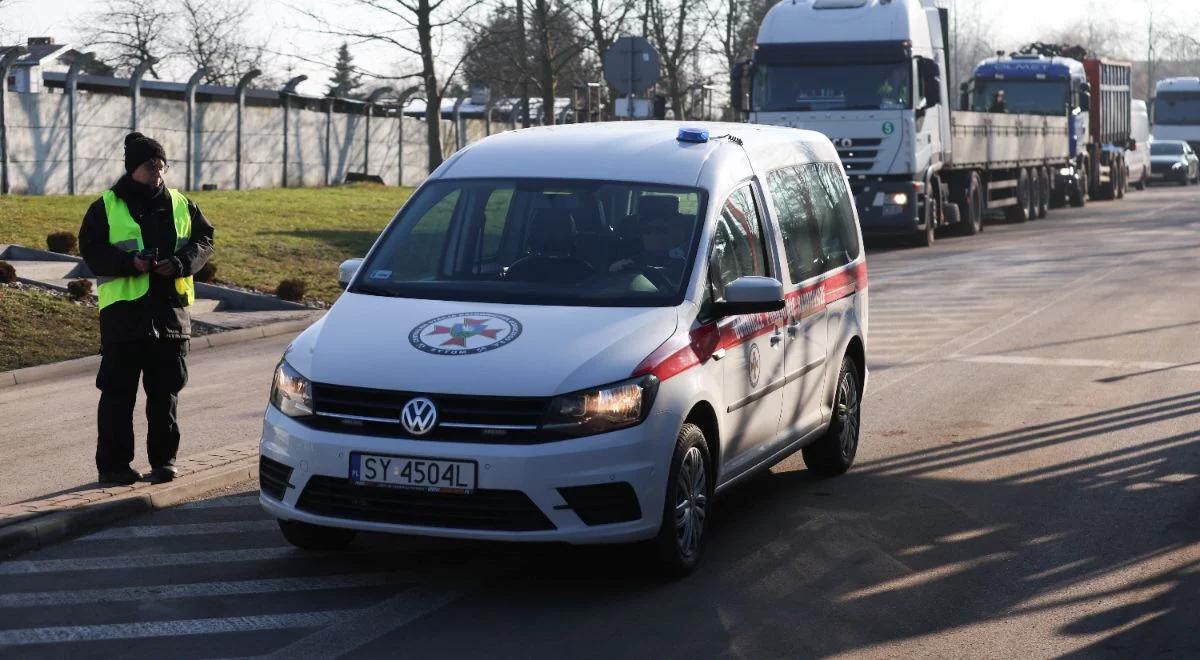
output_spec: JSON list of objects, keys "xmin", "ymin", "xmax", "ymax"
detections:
[
  {"xmin": 972, "ymin": 80, "xmax": 1069, "ymax": 115},
  {"xmin": 753, "ymin": 62, "xmax": 911, "ymax": 112},
  {"xmin": 1154, "ymin": 94, "xmax": 1200, "ymax": 125},
  {"xmin": 352, "ymin": 179, "xmax": 707, "ymax": 307},
  {"xmin": 1150, "ymin": 142, "xmax": 1185, "ymax": 156}
]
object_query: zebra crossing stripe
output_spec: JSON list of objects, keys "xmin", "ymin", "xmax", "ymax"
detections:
[
  {"xmin": 0, "ymin": 547, "xmax": 322, "ymax": 575},
  {"xmin": 0, "ymin": 572, "xmax": 417, "ymax": 608},
  {"xmin": 0, "ymin": 611, "xmax": 349, "ymax": 645},
  {"xmin": 81, "ymin": 520, "xmax": 277, "ymax": 540}
]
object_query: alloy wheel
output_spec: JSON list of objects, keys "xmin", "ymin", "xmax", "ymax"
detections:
[{"xmin": 674, "ymin": 446, "xmax": 708, "ymax": 560}]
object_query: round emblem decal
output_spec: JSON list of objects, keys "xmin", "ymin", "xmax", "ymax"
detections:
[
  {"xmin": 748, "ymin": 343, "xmax": 762, "ymax": 388},
  {"xmin": 409, "ymin": 312, "xmax": 523, "ymax": 356},
  {"xmin": 882, "ymin": 121, "xmax": 895, "ymax": 136}
]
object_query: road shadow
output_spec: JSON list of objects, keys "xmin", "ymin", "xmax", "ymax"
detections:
[{"xmin": 259, "ymin": 229, "xmax": 380, "ymax": 257}]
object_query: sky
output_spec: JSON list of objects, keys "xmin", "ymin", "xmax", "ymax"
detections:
[{"xmin": 1, "ymin": 0, "xmax": 1196, "ymax": 97}]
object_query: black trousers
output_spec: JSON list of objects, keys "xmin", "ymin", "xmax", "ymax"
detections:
[{"xmin": 96, "ymin": 338, "xmax": 190, "ymax": 473}]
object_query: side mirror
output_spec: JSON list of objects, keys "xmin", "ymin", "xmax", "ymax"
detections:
[
  {"xmin": 1127, "ymin": 139, "xmax": 1137, "ymax": 151},
  {"xmin": 919, "ymin": 58, "xmax": 941, "ymax": 109},
  {"xmin": 711, "ymin": 276, "xmax": 785, "ymax": 317},
  {"xmin": 338, "ymin": 258, "xmax": 363, "ymax": 290}
]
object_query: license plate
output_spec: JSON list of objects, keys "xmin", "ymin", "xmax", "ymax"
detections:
[{"xmin": 349, "ymin": 453, "xmax": 477, "ymax": 494}]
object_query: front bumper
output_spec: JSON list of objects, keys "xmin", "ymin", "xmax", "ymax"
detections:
[
  {"xmin": 259, "ymin": 405, "xmax": 682, "ymax": 544},
  {"xmin": 851, "ymin": 180, "xmax": 921, "ymax": 237}
]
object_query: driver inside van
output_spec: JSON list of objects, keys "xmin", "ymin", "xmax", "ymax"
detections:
[{"xmin": 609, "ymin": 196, "xmax": 691, "ymax": 287}]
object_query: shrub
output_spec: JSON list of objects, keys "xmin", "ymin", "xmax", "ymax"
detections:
[
  {"xmin": 0, "ymin": 260, "xmax": 15, "ymax": 284},
  {"xmin": 47, "ymin": 231, "xmax": 78, "ymax": 255},
  {"xmin": 67, "ymin": 278, "xmax": 94, "ymax": 300},
  {"xmin": 276, "ymin": 278, "xmax": 307, "ymax": 302},
  {"xmin": 195, "ymin": 261, "xmax": 217, "ymax": 283}
]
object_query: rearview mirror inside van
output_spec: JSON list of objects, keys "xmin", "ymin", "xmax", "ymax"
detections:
[{"xmin": 712, "ymin": 276, "xmax": 786, "ymax": 317}]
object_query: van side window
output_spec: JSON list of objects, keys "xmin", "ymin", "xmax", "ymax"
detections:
[
  {"xmin": 808, "ymin": 163, "xmax": 861, "ymax": 270},
  {"xmin": 709, "ymin": 185, "xmax": 768, "ymax": 301},
  {"xmin": 766, "ymin": 167, "xmax": 822, "ymax": 284}
]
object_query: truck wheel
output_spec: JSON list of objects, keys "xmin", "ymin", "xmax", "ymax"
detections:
[
  {"xmin": 955, "ymin": 172, "xmax": 984, "ymax": 236},
  {"xmin": 1069, "ymin": 164, "xmax": 1088, "ymax": 207},
  {"xmin": 912, "ymin": 187, "xmax": 937, "ymax": 247},
  {"xmin": 1037, "ymin": 167, "xmax": 1051, "ymax": 218},
  {"xmin": 1028, "ymin": 169, "xmax": 1041, "ymax": 220},
  {"xmin": 1005, "ymin": 169, "xmax": 1030, "ymax": 223},
  {"xmin": 652, "ymin": 423, "xmax": 713, "ymax": 577},
  {"xmin": 1115, "ymin": 159, "xmax": 1126, "ymax": 199},
  {"xmin": 802, "ymin": 356, "xmax": 861, "ymax": 477},
  {"xmin": 1134, "ymin": 169, "xmax": 1147, "ymax": 191}
]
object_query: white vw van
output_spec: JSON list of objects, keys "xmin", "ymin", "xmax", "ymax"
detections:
[{"xmin": 261, "ymin": 121, "xmax": 868, "ymax": 574}]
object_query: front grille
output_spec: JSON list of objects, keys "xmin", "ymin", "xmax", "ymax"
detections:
[
  {"xmin": 310, "ymin": 382, "xmax": 551, "ymax": 443},
  {"xmin": 296, "ymin": 476, "xmax": 555, "ymax": 532},
  {"xmin": 836, "ymin": 138, "xmax": 883, "ymax": 173},
  {"xmin": 260, "ymin": 456, "xmax": 294, "ymax": 500},
  {"xmin": 1151, "ymin": 162, "xmax": 1181, "ymax": 175},
  {"xmin": 557, "ymin": 482, "xmax": 642, "ymax": 526}
]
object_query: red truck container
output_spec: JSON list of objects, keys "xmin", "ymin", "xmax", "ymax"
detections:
[{"xmin": 1082, "ymin": 58, "xmax": 1133, "ymax": 199}]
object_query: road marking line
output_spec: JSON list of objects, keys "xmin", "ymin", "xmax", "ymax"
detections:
[
  {"xmin": 0, "ymin": 547, "xmax": 316, "ymax": 575},
  {"xmin": 81, "ymin": 520, "xmax": 277, "ymax": 540},
  {"xmin": 951, "ymin": 354, "xmax": 1200, "ymax": 373},
  {"xmin": 264, "ymin": 584, "xmax": 467, "ymax": 659},
  {"xmin": 0, "ymin": 611, "xmax": 349, "ymax": 645},
  {"xmin": 0, "ymin": 572, "xmax": 417, "ymax": 608},
  {"xmin": 177, "ymin": 494, "xmax": 262, "ymax": 510}
]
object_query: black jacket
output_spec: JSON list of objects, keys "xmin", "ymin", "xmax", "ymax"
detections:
[{"xmin": 79, "ymin": 175, "xmax": 215, "ymax": 344}]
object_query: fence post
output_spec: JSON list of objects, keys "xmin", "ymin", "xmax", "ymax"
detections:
[
  {"xmin": 65, "ymin": 52, "xmax": 94, "ymax": 195},
  {"xmin": 324, "ymin": 97, "xmax": 334, "ymax": 186},
  {"xmin": 279, "ymin": 75, "xmax": 307, "ymax": 188},
  {"xmin": 234, "ymin": 69, "xmax": 261, "ymax": 191},
  {"xmin": 453, "ymin": 97, "xmax": 465, "ymax": 150},
  {"xmin": 0, "ymin": 47, "xmax": 25, "ymax": 195},
  {"xmin": 129, "ymin": 58, "xmax": 158, "ymax": 131},
  {"xmin": 184, "ymin": 68, "xmax": 207, "ymax": 191}
]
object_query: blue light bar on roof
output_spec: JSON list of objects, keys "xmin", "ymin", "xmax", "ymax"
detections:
[{"xmin": 677, "ymin": 127, "xmax": 709, "ymax": 143}]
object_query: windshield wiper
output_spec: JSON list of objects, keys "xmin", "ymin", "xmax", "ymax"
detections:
[{"xmin": 350, "ymin": 283, "xmax": 405, "ymax": 298}]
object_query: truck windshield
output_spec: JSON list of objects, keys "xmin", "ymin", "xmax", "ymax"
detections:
[
  {"xmin": 752, "ymin": 62, "xmax": 912, "ymax": 112},
  {"xmin": 351, "ymin": 179, "xmax": 706, "ymax": 307},
  {"xmin": 1154, "ymin": 95, "xmax": 1200, "ymax": 125},
  {"xmin": 972, "ymin": 80, "xmax": 1069, "ymax": 115}
]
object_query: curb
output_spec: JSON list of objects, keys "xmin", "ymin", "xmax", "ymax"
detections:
[
  {"xmin": 0, "ymin": 458, "xmax": 258, "ymax": 558},
  {"xmin": 0, "ymin": 316, "xmax": 318, "ymax": 390}
]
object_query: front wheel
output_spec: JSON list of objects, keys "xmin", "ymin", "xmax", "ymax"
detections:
[
  {"xmin": 652, "ymin": 423, "xmax": 713, "ymax": 577},
  {"xmin": 278, "ymin": 519, "xmax": 358, "ymax": 551},
  {"xmin": 802, "ymin": 356, "xmax": 862, "ymax": 477}
]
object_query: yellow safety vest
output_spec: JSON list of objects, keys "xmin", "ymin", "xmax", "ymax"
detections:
[{"xmin": 96, "ymin": 188, "xmax": 195, "ymax": 310}]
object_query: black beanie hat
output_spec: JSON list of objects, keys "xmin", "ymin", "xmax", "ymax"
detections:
[{"xmin": 124, "ymin": 132, "xmax": 167, "ymax": 174}]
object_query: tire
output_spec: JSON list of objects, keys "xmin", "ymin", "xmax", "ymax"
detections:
[
  {"xmin": 652, "ymin": 423, "xmax": 713, "ymax": 577},
  {"xmin": 913, "ymin": 192, "xmax": 936, "ymax": 247},
  {"xmin": 802, "ymin": 356, "xmax": 862, "ymax": 477},
  {"xmin": 278, "ymin": 519, "xmax": 357, "ymax": 551},
  {"xmin": 955, "ymin": 172, "xmax": 984, "ymax": 236},
  {"xmin": 1005, "ymin": 169, "xmax": 1030, "ymax": 223},
  {"xmin": 1115, "ymin": 160, "xmax": 1126, "ymax": 199},
  {"xmin": 1134, "ymin": 169, "xmax": 1146, "ymax": 191},
  {"xmin": 1037, "ymin": 167, "xmax": 1050, "ymax": 218},
  {"xmin": 1069, "ymin": 163, "xmax": 1088, "ymax": 207}
]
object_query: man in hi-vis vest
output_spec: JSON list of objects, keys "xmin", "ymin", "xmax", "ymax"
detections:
[{"xmin": 79, "ymin": 132, "xmax": 215, "ymax": 485}]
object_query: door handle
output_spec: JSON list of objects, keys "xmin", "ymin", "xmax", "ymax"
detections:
[{"xmin": 787, "ymin": 323, "xmax": 800, "ymax": 337}]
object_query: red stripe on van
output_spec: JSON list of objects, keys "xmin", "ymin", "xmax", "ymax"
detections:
[{"xmin": 634, "ymin": 260, "xmax": 867, "ymax": 382}]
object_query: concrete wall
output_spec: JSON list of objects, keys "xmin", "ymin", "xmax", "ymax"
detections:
[{"xmin": 2, "ymin": 89, "xmax": 498, "ymax": 195}]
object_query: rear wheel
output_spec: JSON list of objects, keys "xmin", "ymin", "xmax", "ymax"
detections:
[
  {"xmin": 652, "ymin": 423, "xmax": 713, "ymax": 577},
  {"xmin": 955, "ymin": 172, "xmax": 984, "ymax": 236},
  {"xmin": 802, "ymin": 356, "xmax": 862, "ymax": 477},
  {"xmin": 1005, "ymin": 169, "xmax": 1030, "ymax": 223},
  {"xmin": 278, "ymin": 519, "xmax": 357, "ymax": 551}
]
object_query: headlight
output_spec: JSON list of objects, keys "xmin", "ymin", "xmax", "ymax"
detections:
[
  {"xmin": 1172, "ymin": 162, "xmax": 1185, "ymax": 170},
  {"xmin": 543, "ymin": 375, "xmax": 659, "ymax": 437},
  {"xmin": 886, "ymin": 192, "xmax": 909, "ymax": 206},
  {"xmin": 1059, "ymin": 167, "xmax": 1073, "ymax": 176},
  {"xmin": 270, "ymin": 361, "xmax": 314, "ymax": 418}
]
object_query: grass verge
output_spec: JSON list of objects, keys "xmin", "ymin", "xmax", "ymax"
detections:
[
  {"xmin": 0, "ymin": 183, "xmax": 413, "ymax": 303},
  {"xmin": 0, "ymin": 286, "xmax": 99, "ymax": 371}
]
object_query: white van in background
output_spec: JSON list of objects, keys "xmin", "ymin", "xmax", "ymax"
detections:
[
  {"xmin": 259, "ymin": 121, "xmax": 868, "ymax": 575},
  {"xmin": 1128, "ymin": 100, "xmax": 1152, "ymax": 191}
]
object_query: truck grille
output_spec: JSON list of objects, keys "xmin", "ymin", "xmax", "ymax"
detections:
[
  {"xmin": 835, "ymin": 138, "xmax": 883, "ymax": 173},
  {"xmin": 308, "ymin": 382, "xmax": 552, "ymax": 443},
  {"xmin": 296, "ymin": 476, "xmax": 555, "ymax": 532}
]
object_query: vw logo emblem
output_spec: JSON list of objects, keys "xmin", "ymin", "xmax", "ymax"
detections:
[{"xmin": 401, "ymin": 397, "xmax": 438, "ymax": 436}]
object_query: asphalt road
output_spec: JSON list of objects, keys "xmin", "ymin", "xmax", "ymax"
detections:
[{"xmin": 2, "ymin": 185, "xmax": 1198, "ymax": 658}]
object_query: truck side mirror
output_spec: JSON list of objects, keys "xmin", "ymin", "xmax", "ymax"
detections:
[
  {"xmin": 918, "ymin": 58, "xmax": 941, "ymax": 109},
  {"xmin": 959, "ymin": 81, "xmax": 971, "ymax": 111},
  {"xmin": 1079, "ymin": 82, "xmax": 1092, "ymax": 113}
]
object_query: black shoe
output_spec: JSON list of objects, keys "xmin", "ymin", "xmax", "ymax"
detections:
[
  {"xmin": 98, "ymin": 467, "xmax": 141, "ymax": 486},
  {"xmin": 145, "ymin": 466, "xmax": 178, "ymax": 484}
]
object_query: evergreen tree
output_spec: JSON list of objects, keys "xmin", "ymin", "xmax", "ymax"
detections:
[{"xmin": 326, "ymin": 42, "xmax": 362, "ymax": 98}]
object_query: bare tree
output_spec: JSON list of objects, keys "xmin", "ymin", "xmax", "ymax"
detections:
[
  {"xmin": 569, "ymin": 0, "xmax": 635, "ymax": 62},
  {"xmin": 289, "ymin": 0, "xmax": 484, "ymax": 172},
  {"xmin": 78, "ymin": 0, "xmax": 175, "ymax": 76},
  {"xmin": 645, "ymin": 0, "xmax": 710, "ymax": 120},
  {"xmin": 708, "ymin": 0, "xmax": 770, "ymax": 76},
  {"xmin": 529, "ymin": 0, "xmax": 592, "ymax": 124},
  {"xmin": 178, "ymin": 0, "xmax": 266, "ymax": 85},
  {"xmin": 952, "ymin": 0, "xmax": 999, "ymax": 95}
]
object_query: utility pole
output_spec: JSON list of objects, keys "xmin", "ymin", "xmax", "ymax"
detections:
[{"xmin": 1146, "ymin": 0, "xmax": 1155, "ymax": 101}]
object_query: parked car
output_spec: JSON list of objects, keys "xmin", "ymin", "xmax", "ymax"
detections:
[
  {"xmin": 259, "ymin": 121, "xmax": 869, "ymax": 575},
  {"xmin": 1148, "ymin": 140, "xmax": 1200, "ymax": 185}
]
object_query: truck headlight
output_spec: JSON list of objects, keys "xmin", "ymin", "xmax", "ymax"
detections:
[
  {"xmin": 1059, "ymin": 167, "xmax": 1073, "ymax": 176},
  {"xmin": 886, "ymin": 192, "xmax": 909, "ymax": 206},
  {"xmin": 1172, "ymin": 162, "xmax": 1184, "ymax": 170},
  {"xmin": 543, "ymin": 375, "xmax": 659, "ymax": 437},
  {"xmin": 270, "ymin": 361, "xmax": 314, "ymax": 418}
]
